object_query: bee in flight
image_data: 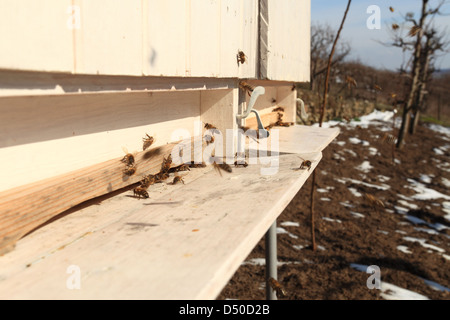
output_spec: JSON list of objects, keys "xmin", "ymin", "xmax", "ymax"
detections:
[
  {"xmin": 142, "ymin": 133, "xmax": 155, "ymax": 151},
  {"xmin": 268, "ymin": 277, "xmax": 287, "ymax": 298}
]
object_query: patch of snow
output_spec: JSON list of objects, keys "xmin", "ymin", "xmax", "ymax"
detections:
[
  {"xmin": 403, "ymin": 236, "xmax": 445, "ymax": 253},
  {"xmin": 344, "ymin": 149, "xmax": 357, "ymax": 157},
  {"xmin": 340, "ymin": 201, "xmax": 355, "ymax": 208},
  {"xmin": 341, "ymin": 177, "xmax": 390, "ymax": 191},
  {"xmin": 280, "ymin": 221, "xmax": 300, "ymax": 227},
  {"xmin": 397, "ymin": 200, "xmax": 418, "ymax": 210},
  {"xmin": 443, "ymin": 202, "xmax": 450, "ymax": 221},
  {"xmin": 348, "ymin": 187, "xmax": 362, "ymax": 197},
  {"xmin": 277, "ymin": 227, "xmax": 298, "ymax": 239},
  {"xmin": 433, "ymin": 147, "xmax": 444, "ymax": 155},
  {"xmin": 442, "ymin": 178, "xmax": 450, "ymax": 188},
  {"xmin": 242, "ymin": 258, "xmax": 266, "ymax": 266},
  {"xmin": 320, "ymin": 197, "xmax": 332, "ymax": 201},
  {"xmin": 394, "ymin": 206, "xmax": 409, "ymax": 214},
  {"xmin": 427, "ymin": 123, "xmax": 450, "ymax": 138},
  {"xmin": 394, "ymin": 158, "xmax": 401, "ymax": 164},
  {"xmin": 335, "ymin": 178, "xmax": 347, "ymax": 184},
  {"xmin": 368, "ymin": 147, "xmax": 378, "ymax": 156},
  {"xmin": 377, "ymin": 230, "xmax": 389, "ymax": 235},
  {"xmin": 317, "ymin": 188, "xmax": 328, "ymax": 193},
  {"xmin": 420, "ymin": 278, "xmax": 450, "ymax": 292},
  {"xmin": 349, "ymin": 137, "xmax": 370, "ymax": 146},
  {"xmin": 414, "ymin": 227, "xmax": 440, "ymax": 235},
  {"xmin": 380, "ymin": 282, "xmax": 429, "ymax": 300},
  {"xmin": 322, "ymin": 217, "xmax": 342, "ymax": 223},
  {"xmin": 407, "ymin": 179, "xmax": 450, "ymax": 201},
  {"xmin": 397, "ymin": 245, "xmax": 412, "ymax": 254},
  {"xmin": 350, "ymin": 263, "xmax": 430, "ymax": 300},
  {"xmin": 293, "ymin": 244, "xmax": 306, "ymax": 250},
  {"xmin": 356, "ymin": 161, "xmax": 374, "ymax": 173},
  {"xmin": 336, "ymin": 141, "xmax": 346, "ymax": 146},
  {"xmin": 350, "ymin": 211, "xmax": 365, "ymax": 218},
  {"xmin": 419, "ymin": 174, "xmax": 432, "ymax": 184}
]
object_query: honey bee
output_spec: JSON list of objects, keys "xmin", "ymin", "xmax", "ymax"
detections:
[
  {"xmin": 408, "ymin": 26, "xmax": 421, "ymax": 37},
  {"xmin": 374, "ymin": 84, "xmax": 382, "ymax": 91},
  {"xmin": 392, "ymin": 23, "xmax": 400, "ymax": 30},
  {"xmin": 294, "ymin": 157, "xmax": 312, "ymax": 171},
  {"xmin": 268, "ymin": 277, "xmax": 286, "ymax": 298},
  {"xmin": 204, "ymin": 123, "xmax": 217, "ymax": 130},
  {"xmin": 121, "ymin": 147, "xmax": 136, "ymax": 166},
  {"xmin": 237, "ymin": 50, "xmax": 247, "ymax": 64},
  {"xmin": 140, "ymin": 174, "xmax": 157, "ymax": 188},
  {"xmin": 204, "ymin": 134, "xmax": 215, "ymax": 145},
  {"xmin": 170, "ymin": 164, "xmax": 191, "ymax": 172},
  {"xmin": 213, "ymin": 162, "xmax": 233, "ymax": 176},
  {"xmin": 123, "ymin": 165, "xmax": 137, "ymax": 176},
  {"xmin": 160, "ymin": 155, "xmax": 172, "ymax": 173},
  {"xmin": 188, "ymin": 161, "xmax": 207, "ymax": 168},
  {"xmin": 346, "ymin": 75, "xmax": 357, "ymax": 88},
  {"xmin": 142, "ymin": 134, "xmax": 155, "ymax": 151},
  {"xmin": 239, "ymin": 81, "xmax": 254, "ymax": 96},
  {"xmin": 172, "ymin": 175, "xmax": 185, "ymax": 185},
  {"xmin": 389, "ymin": 6, "xmax": 394, "ymax": 12},
  {"xmin": 155, "ymin": 172, "xmax": 170, "ymax": 182},
  {"xmin": 381, "ymin": 133, "xmax": 396, "ymax": 145},
  {"xmin": 133, "ymin": 186, "xmax": 149, "ymax": 199},
  {"xmin": 364, "ymin": 193, "xmax": 385, "ymax": 208},
  {"xmin": 234, "ymin": 160, "xmax": 248, "ymax": 167},
  {"xmin": 272, "ymin": 107, "xmax": 284, "ymax": 112}
]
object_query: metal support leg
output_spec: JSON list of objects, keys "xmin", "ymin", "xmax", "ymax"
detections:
[{"xmin": 265, "ymin": 220, "xmax": 277, "ymax": 300}]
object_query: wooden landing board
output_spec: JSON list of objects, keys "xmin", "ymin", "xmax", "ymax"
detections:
[{"xmin": 0, "ymin": 126, "xmax": 339, "ymax": 300}]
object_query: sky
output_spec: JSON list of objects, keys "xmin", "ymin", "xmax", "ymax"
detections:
[{"xmin": 311, "ymin": 0, "xmax": 450, "ymax": 71}]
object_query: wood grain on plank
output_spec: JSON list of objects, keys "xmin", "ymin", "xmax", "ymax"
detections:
[{"xmin": 0, "ymin": 138, "xmax": 202, "ymax": 255}]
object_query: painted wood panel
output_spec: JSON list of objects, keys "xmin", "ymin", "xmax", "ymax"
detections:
[
  {"xmin": 74, "ymin": 0, "xmax": 143, "ymax": 75},
  {"xmin": 266, "ymin": 0, "xmax": 310, "ymax": 82},
  {"xmin": 0, "ymin": 0, "xmax": 74, "ymax": 73}
]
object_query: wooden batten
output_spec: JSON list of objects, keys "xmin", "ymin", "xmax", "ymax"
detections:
[{"xmin": 0, "ymin": 137, "xmax": 203, "ymax": 256}]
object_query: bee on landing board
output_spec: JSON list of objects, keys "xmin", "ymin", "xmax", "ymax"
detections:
[
  {"xmin": 160, "ymin": 155, "xmax": 172, "ymax": 173},
  {"xmin": 293, "ymin": 157, "xmax": 312, "ymax": 171},
  {"xmin": 142, "ymin": 134, "xmax": 155, "ymax": 151},
  {"xmin": 123, "ymin": 165, "xmax": 137, "ymax": 176},
  {"xmin": 133, "ymin": 186, "xmax": 149, "ymax": 199},
  {"xmin": 172, "ymin": 175, "xmax": 185, "ymax": 185},
  {"xmin": 268, "ymin": 277, "xmax": 287, "ymax": 298},
  {"xmin": 140, "ymin": 174, "xmax": 157, "ymax": 188},
  {"xmin": 213, "ymin": 162, "xmax": 233, "ymax": 176},
  {"xmin": 121, "ymin": 147, "xmax": 136, "ymax": 167}
]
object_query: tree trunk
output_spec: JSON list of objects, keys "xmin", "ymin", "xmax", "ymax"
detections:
[
  {"xmin": 396, "ymin": 104, "xmax": 410, "ymax": 149},
  {"xmin": 396, "ymin": 0, "xmax": 428, "ymax": 148}
]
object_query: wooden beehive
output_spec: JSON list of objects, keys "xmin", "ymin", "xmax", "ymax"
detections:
[{"xmin": 0, "ymin": 0, "xmax": 340, "ymax": 299}]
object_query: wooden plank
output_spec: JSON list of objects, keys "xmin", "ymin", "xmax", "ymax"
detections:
[
  {"xmin": 0, "ymin": 152, "xmax": 323, "ymax": 299},
  {"xmin": 0, "ymin": 0, "xmax": 74, "ymax": 73},
  {"xmin": 74, "ymin": 0, "xmax": 143, "ymax": 75},
  {"xmin": 266, "ymin": 0, "xmax": 310, "ymax": 82},
  {"xmin": 0, "ymin": 125, "xmax": 338, "ymax": 299},
  {"xmin": 0, "ymin": 137, "xmax": 203, "ymax": 256},
  {"xmin": 0, "ymin": 91, "xmax": 201, "ymax": 193},
  {"xmin": 0, "ymin": 70, "xmax": 237, "ymax": 97}
]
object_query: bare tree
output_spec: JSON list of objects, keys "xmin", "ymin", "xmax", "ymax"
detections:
[
  {"xmin": 387, "ymin": 0, "xmax": 448, "ymax": 148},
  {"xmin": 310, "ymin": 23, "xmax": 351, "ymax": 92}
]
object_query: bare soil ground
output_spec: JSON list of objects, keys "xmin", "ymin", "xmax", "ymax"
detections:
[{"xmin": 218, "ymin": 118, "xmax": 450, "ymax": 300}]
